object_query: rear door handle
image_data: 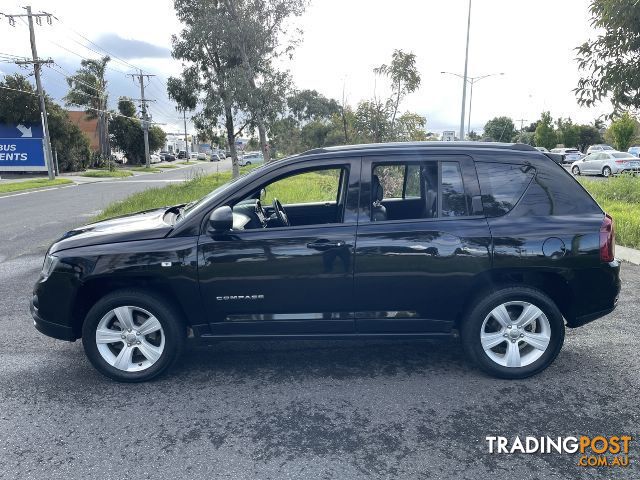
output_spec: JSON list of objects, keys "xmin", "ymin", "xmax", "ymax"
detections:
[{"xmin": 306, "ymin": 240, "xmax": 346, "ymax": 250}]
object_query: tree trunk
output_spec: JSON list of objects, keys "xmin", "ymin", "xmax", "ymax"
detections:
[
  {"xmin": 224, "ymin": 99, "xmax": 239, "ymax": 178},
  {"xmin": 256, "ymin": 115, "xmax": 270, "ymax": 162}
]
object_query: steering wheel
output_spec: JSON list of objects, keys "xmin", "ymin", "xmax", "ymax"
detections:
[{"xmin": 272, "ymin": 198, "xmax": 290, "ymax": 227}]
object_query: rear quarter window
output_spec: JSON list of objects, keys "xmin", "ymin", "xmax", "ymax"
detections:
[
  {"xmin": 514, "ymin": 163, "xmax": 602, "ymax": 216},
  {"xmin": 476, "ymin": 162, "xmax": 534, "ymax": 217}
]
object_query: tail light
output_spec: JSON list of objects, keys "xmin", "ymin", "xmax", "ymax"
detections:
[
  {"xmin": 600, "ymin": 214, "xmax": 615, "ymax": 262},
  {"xmin": 615, "ymin": 160, "xmax": 629, "ymax": 164}
]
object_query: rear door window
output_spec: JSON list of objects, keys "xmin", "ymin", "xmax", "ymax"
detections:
[{"xmin": 476, "ymin": 162, "xmax": 534, "ymax": 217}]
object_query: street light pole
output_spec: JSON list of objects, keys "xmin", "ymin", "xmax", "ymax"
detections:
[
  {"xmin": 442, "ymin": 72, "xmax": 504, "ymax": 137},
  {"xmin": 459, "ymin": 0, "xmax": 472, "ymax": 141}
]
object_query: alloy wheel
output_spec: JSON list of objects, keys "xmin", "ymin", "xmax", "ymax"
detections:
[
  {"xmin": 480, "ymin": 301, "xmax": 551, "ymax": 368},
  {"xmin": 603, "ymin": 167, "xmax": 611, "ymax": 177},
  {"xmin": 95, "ymin": 306, "xmax": 165, "ymax": 372}
]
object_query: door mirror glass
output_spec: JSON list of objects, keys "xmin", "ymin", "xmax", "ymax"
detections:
[
  {"xmin": 209, "ymin": 206, "xmax": 233, "ymax": 232},
  {"xmin": 259, "ymin": 188, "xmax": 266, "ymax": 201}
]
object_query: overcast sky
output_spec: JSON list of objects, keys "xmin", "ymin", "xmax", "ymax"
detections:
[{"xmin": 0, "ymin": 0, "xmax": 612, "ymax": 136}]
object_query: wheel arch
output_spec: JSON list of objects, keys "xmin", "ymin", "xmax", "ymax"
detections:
[
  {"xmin": 71, "ymin": 276, "xmax": 190, "ymax": 337},
  {"xmin": 454, "ymin": 269, "xmax": 574, "ymax": 328}
]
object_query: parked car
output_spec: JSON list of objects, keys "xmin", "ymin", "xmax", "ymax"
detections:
[
  {"xmin": 586, "ymin": 144, "xmax": 615, "ymax": 154},
  {"xmin": 197, "ymin": 152, "xmax": 208, "ymax": 161},
  {"xmin": 534, "ymin": 147, "xmax": 549, "ymax": 153},
  {"xmin": 571, "ymin": 151, "xmax": 640, "ymax": 177},
  {"xmin": 177, "ymin": 150, "xmax": 188, "ymax": 160},
  {"xmin": 239, "ymin": 151, "xmax": 264, "ymax": 166},
  {"xmin": 32, "ymin": 142, "xmax": 620, "ymax": 382},
  {"xmin": 159, "ymin": 151, "xmax": 176, "ymax": 162},
  {"xmin": 210, "ymin": 153, "xmax": 223, "ymax": 162},
  {"xmin": 550, "ymin": 148, "xmax": 583, "ymax": 164},
  {"xmin": 150, "ymin": 154, "xmax": 161, "ymax": 164},
  {"xmin": 189, "ymin": 153, "xmax": 199, "ymax": 160},
  {"xmin": 627, "ymin": 146, "xmax": 640, "ymax": 157}
]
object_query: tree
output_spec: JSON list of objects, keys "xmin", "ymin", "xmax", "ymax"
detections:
[
  {"xmin": 354, "ymin": 99, "xmax": 390, "ymax": 143},
  {"xmin": 467, "ymin": 130, "xmax": 481, "ymax": 141},
  {"xmin": 394, "ymin": 112, "xmax": 427, "ymax": 141},
  {"xmin": 483, "ymin": 116, "xmax": 515, "ymax": 142},
  {"xmin": 287, "ymin": 89, "xmax": 340, "ymax": 123},
  {"xmin": 534, "ymin": 112, "xmax": 558, "ymax": 150},
  {"xmin": 167, "ymin": 68, "xmax": 199, "ymax": 155},
  {"xmin": 576, "ymin": 124, "xmax": 603, "ymax": 152},
  {"xmin": 513, "ymin": 131, "xmax": 536, "ymax": 146},
  {"xmin": 575, "ymin": 0, "xmax": 640, "ymax": 113},
  {"xmin": 221, "ymin": 0, "xmax": 307, "ymax": 163},
  {"xmin": 556, "ymin": 117, "xmax": 579, "ymax": 148},
  {"xmin": 64, "ymin": 56, "xmax": 111, "ymax": 158},
  {"xmin": 0, "ymin": 74, "xmax": 90, "ymax": 172},
  {"xmin": 109, "ymin": 98, "xmax": 166, "ymax": 165},
  {"xmin": 374, "ymin": 49, "xmax": 421, "ymax": 137},
  {"xmin": 605, "ymin": 112, "xmax": 638, "ymax": 151}
]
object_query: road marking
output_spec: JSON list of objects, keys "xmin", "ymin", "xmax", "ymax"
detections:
[
  {"xmin": 0, "ymin": 184, "xmax": 77, "ymax": 200},
  {"xmin": 100, "ymin": 179, "xmax": 185, "ymax": 184}
]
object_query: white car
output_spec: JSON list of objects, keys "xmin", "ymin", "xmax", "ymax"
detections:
[
  {"xmin": 535, "ymin": 147, "xmax": 549, "ymax": 153},
  {"xmin": 550, "ymin": 148, "xmax": 583, "ymax": 164},
  {"xmin": 571, "ymin": 151, "xmax": 640, "ymax": 177},
  {"xmin": 586, "ymin": 144, "xmax": 614, "ymax": 154},
  {"xmin": 150, "ymin": 153, "xmax": 161, "ymax": 164},
  {"xmin": 239, "ymin": 152, "xmax": 264, "ymax": 166},
  {"xmin": 189, "ymin": 152, "xmax": 199, "ymax": 159}
]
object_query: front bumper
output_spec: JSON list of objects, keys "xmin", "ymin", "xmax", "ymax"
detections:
[{"xmin": 30, "ymin": 298, "xmax": 76, "ymax": 341}]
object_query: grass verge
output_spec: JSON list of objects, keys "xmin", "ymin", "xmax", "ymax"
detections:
[
  {"xmin": 0, "ymin": 177, "xmax": 72, "ymax": 194},
  {"xmin": 82, "ymin": 169, "xmax": 133, "ymax": 178},
  {"xmin": 580, "ymin": 176, "xmax": 640, "ymax": 249},
  {"xmin": 94, "ymin": 171, "xmax": 234, "ymax": 221},
  {"xmin": 128, "ymin": 166, "xmax": 162, "ymax": 173}
]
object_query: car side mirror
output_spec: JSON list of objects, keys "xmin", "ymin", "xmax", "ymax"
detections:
[
  {"xmin": 259, "ymin": 188, "xmax": 266, "ymax": 201},
  {"xmin": 209, "ymin": 206, "xmax": 233, "ymax": 232}
]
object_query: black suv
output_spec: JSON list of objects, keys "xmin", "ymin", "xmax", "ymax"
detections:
[{"xmin": 31, "ymin": 142, "xmax": 620, "ymax": 382}]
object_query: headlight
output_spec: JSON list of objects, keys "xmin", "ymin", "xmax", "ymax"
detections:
[{"xmin": 41, "ymin": 254, "xmax": 59, "ymax": 279}]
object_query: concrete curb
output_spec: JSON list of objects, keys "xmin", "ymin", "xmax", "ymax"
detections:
[{"xmin": 617, "ymin": 245, "xmax": 640, "ymax": 265}]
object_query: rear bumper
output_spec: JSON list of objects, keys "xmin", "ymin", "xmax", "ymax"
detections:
[{"xmin": 566, "ymin": 260, "xmax": 621, "ymax": 328}]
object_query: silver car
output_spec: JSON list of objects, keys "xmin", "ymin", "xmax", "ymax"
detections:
[
  {"xmin": 586, "ymin": 144, "xmax": 614, "ymax": 154},
  {"xmin": 239, "ymin": 152, "xmax": 264, "ymax": 166},
  {"xmin": 550, "ymin": 148, "xmax": 583, "ymax": 164},
  {"xmin": 571, "ymin": 151, "xmax": 640, "ymax": 177}
]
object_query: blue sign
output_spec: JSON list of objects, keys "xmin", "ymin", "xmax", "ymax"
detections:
[{"xmin": 0, "ymin": 123, "xmax": 46, "ymax": 172}]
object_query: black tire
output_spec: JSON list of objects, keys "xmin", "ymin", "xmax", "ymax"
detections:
[
  {"xmin": 602, "ymin": 166, "xmax": 612, "ymax": 177},
  {"xmin": 461, "ymin": 286, "xmax": 565, "ymax": 379},
  {"xmin": 572, "ymin": 166, "xmax": 580, "ymax": 175},
  {"xmin": 82, "ymin": 289, "xmax": 185, "ymax": 382}
]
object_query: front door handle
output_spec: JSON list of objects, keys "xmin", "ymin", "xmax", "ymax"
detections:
[{"xmin": 306, "ymin": 240, "xmax": 346, "ymax": 250}]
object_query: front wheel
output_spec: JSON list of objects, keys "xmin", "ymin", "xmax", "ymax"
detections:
[
  {"xmin": 572, "ymin": 166, "xmax": 580, "ymax": 175},
  {"xmin": 82, "ymin": 290, "xmax": 185, "ymax": 382},
  {"xmin": 603, "ymin": 166, "xmax": 612, "ymax": 177},
  {"xmin": 461, "ymin": 287, "xmax": 565, "ymax": 379}
]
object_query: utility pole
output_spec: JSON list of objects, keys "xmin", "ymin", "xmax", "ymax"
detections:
[
  {"xmin": 459, "ymin": 0, "xmax": 472, "ymax": 141},
  {"xmin": 128, "ymin": 69, "xmax": 155, "ymax": 168},
  {"xmin": 2, "ymin": 6, "xmax": 55, "ymax": 179},
  {"xmin": 182, "ymin": 110, "xmax": 188, "ymax": 157},
  {"xmin": 516, "ymin": 119, "xmax": 528, "ymax": 131}
]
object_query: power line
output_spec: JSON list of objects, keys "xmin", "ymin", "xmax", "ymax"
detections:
[{"xmin": 0, "ymin": 6, "xmax": 56, "ymax": 179}]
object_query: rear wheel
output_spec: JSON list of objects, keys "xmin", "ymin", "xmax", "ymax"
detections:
[
  {"xmin": 82, "ymin": 290, "xmax": 185, "ymax": 382},
  {"xmin": 571, "ymin": 166, "xmax": 580, "ymax": 175},
  {"xmin": 603, "ymin": 166, "xmax": 612, "ymax": 177},
  {"xmin": 461, "ymin": 287, "xmax": 565, "ymax": 379}
]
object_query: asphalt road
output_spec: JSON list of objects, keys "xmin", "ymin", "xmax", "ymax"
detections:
[
  {"xmin": 0, "ymin": 160, "xmax": 638, "ymax": 479},
  {"xmin": 0, "ymin": 160, "xmax": 230, "ymax": 262}
]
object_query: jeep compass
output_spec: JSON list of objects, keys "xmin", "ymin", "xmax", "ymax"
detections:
[{"xmin": 31, "ymin": 142, "xmax": 621, "ymax": 382}]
